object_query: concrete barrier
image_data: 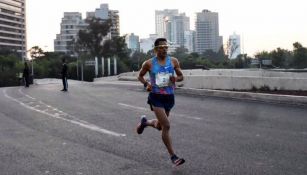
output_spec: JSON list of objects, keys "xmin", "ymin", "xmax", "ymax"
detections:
[
  {"xmin": 182, "ymin": 75, "xmax": 307, "ymax": 90},
  {"xmin": 96, "ymin": 69, "xmax": 307, "ymax": 91}
]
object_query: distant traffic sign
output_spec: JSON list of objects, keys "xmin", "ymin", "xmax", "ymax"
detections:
[
  {"xmin": 251, "ymin": 59, "xmax": 259, "ymax": 65},
  {"xmin": 262, "ymin": 60, "xmax": 272, "ymax": 65},
  {"xmin": 85, "ymin": 60, "xmax": 95, "ymax": 66}
]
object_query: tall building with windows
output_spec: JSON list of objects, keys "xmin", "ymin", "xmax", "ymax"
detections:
[
  {"xmin": 0, "ymin": 0, "xmax": 26, "ymax": 59},
  {"xmin": 109, "ymin": 10, "xmax": 120, "ymax": 38},
  {"xmin": 155, "ymin": 9, "xmax": 178, "ymax": 38},
  {"xmin": 184, "ymin": 30, "xmax": 195, "ymax": 53},
  {"xmin": 195, "ymin": 9, "xmax": 222, "ymax": 53},
  {"xmin": 54, "ymin": 12, "xmax": 87, "ymax": 54},
  {"xmin": 94, "ymin": 3, "xmax": 109, "ymax": 19},
  {"xmin": 164, "ymin": 13, "xmax": 190, "ymax": 47},
  {"xmin": 87, "ymin": 4, "xmax": 120, "ymax": 39},
  {"xmin": 140, "ymin": 34, "xmax": 157, "ymax": 53},
  {"xmin": 54, "ymin": 4, "xmax": 120, "ymax": 53},
  {"xmin": 125, "ymin": 33, "xmax": 139, "ymax": 52}
]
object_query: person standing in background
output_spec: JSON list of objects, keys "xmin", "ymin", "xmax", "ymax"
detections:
[
  {"xmin": 61, "ymin": 58, "xmax": 68, "ymax": 91},
  {"xmin": 23, "ymin": 61, "xmax": 30, "ymax": 87}
]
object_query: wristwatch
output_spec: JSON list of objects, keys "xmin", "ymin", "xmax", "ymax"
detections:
[{"xmin": 143, "ymin": 82, "xmax": 148, "ymax": 88}]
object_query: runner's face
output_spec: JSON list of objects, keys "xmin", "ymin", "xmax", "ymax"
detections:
[{"xmin": 156, "ymin": 41, "xmax": 168, "ymax": 58}]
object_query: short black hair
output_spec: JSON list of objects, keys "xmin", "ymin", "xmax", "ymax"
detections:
[{"xmin": 154, "ymin": 38, "xmax": 167, "ymax": 47}]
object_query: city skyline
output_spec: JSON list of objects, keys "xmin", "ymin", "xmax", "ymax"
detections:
[{"xmin": 27, "ymin": 0, "xmax": 307, "ymax": 56}]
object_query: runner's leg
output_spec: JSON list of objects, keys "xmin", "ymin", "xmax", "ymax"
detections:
[{"xmin": 153, "ymin": 106, "xmax": 175, "ymax": 156}]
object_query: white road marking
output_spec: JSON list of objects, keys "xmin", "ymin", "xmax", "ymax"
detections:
[
  {"xmin": 3, "ymin": 89, "xmax": 126, "ymax": 137},
  {"xmin": 95, "ymin": 81, "xmax": 139, "ymax": 86},
  {"xmin": 118, "ymin": 102, "xmax": 202, "ymax": 120},
  {"xmin": 118, "ymin": 103, "xmax": 148, "ymax": 111},
  {"xmin": 19, "ymin": 88, "xmax": 36, "ymax": 99}
]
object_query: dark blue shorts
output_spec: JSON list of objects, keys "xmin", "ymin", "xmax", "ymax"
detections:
[{"xmin": 148, "ymin": 93, "xmax": 175, "ymax": 112}]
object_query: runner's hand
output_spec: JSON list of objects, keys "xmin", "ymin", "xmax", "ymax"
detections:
[
  {"xmin": 170, "ymin": 76, "xmax": 176, "ymax": 84},
  {"xmin": 146, "ymin": 83, "xmax": 152, "ymax": 92}
]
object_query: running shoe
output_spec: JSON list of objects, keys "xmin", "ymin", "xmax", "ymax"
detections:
[
  {"xmin": 171, "ymin": 155, "xmax": 185, "ymax": 167},
  {"xmin": 136, "ymin": 115, "xmax": 147, "ymax": 134}
]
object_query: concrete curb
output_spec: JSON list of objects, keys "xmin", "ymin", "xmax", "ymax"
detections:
[{"xmin": 176, "ymin": 87, "xmax": 307, "ymax": 106}]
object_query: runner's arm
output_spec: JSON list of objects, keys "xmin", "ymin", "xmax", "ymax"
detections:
[
  {"xmin": 172, "ymin": 57, "xmax": 184, "ymax": 82},
  {"xmin": 138, "ymin": 60, "xmax": 150, "ymax": 85}
]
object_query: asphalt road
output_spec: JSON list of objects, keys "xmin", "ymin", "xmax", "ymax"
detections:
[{"xmin": 0, "ymin": 82, "xmax": 306, "ymax": 175}]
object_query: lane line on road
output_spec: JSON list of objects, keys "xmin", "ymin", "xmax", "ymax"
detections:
[
  {"xmin": 3, "ymin": 88, "xmax": 126, "ymax": 137},
  {"xmin": 118, "ymin": 103, "xmax": 148, "ymax": 111},
  {"xmin": 19, "ymin": 88, "xmax": 36, "ymax": 99},
  {"xmin": 118, "ymin": 103, "xmax": 202, "ymax": 120}
]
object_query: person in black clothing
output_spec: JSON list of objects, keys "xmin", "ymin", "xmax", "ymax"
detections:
[
  {"xmin": 23, "ymin": 61, "xmax": 30, "ymax": 87},
  {"xmin": 61, "ymin": 58, "xmax": 68, "ymax": 91}
]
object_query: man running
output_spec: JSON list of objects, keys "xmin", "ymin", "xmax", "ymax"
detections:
[{"xmin": 136, "ymin": 38, "xmax": 185, "ymax": 166}]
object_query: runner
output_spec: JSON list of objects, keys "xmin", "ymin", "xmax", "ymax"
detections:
[{"xmin": 136, "ymin": 38, "xmax": 185, "ymax": 166}]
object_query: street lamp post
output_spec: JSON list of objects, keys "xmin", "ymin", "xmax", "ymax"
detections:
[
  {"xmin": 77, "ymin": 55, "xmax": 79, "ymax": 80},
  {"xmin": 31, "ymin": 58, "xmax": 34, "ymax": 76}
]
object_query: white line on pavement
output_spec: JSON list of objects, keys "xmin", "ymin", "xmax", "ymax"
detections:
[
  {"xmin": 19, "ymin": 88, "xmax": 36, "ymax": 99},
  {"xmin": 118, "ymin": 103, "xmax": 148, "ymax": 111},
  {"xmin": 3, "ymin": 89, "xmax": 126, "ymax": 137},
  {"xmin": 118, "ymin": 102, "xmax": 202, "ymax": 120}
]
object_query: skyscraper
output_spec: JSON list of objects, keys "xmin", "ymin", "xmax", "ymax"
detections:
[
  {"xmin": 184, "ymin": 30, "xmax": 195, "ymax": 53},
  {"xmin": 108, "ymin": 10, "xmax": 120, "ymax": 38},
  {"xmin": 54, "ymin": 4, "xmax": 120, "ymax": 53},
  {"xmin": 87, "ymin": 4, "xmax": 119, "ymax": 39},
  {"xmin": 54, "ymin": 12, "xmax": 87, "ymax": 54},
  {"xmin": 164, "ymin": 13, "xmax": 190, "ymax": 47},
  {"xmin": 0, "ymin": 0, "xmax": 26, "ymax": 59},
  {"xmin": 195, "ymin": 10, "xmax": 222, "ymax": 53},
  {"xmin": 140, "ymin": 34, "xmax": 157, "ymax": 53},
  {"xmin": 125, "ymin": 33, "xmax": 140, "ymax": 52},
  {"xmin": 155, "ymin": 9, "xmax": 178, "ymax": 38}
]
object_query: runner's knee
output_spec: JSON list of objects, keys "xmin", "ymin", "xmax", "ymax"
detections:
[
  {"xmin": 161, "ymin": 123, "xmax": 170, "ymax": 131},
  {"xmin": 155, "ymin": 122, "xmax": 162, "ymax": 130}
]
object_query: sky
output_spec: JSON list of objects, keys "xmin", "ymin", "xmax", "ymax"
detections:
[{"xmin": 26, "ymin": 0, "xmax": 307, "ymax": 56}]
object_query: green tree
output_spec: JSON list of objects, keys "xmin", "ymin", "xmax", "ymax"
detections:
[
  {"xmin": 29, "ymin": 46, "xmax": 44, "ymax": 59},
  {"xmin": 28, "ymin": 46, "xmax": 45, "ymax": 77},
  {"xmin": 101, "ymin": 36, "xmax": 129, "ymax": 58},
  {"xmin": 292, "ymin": 42, "xmax": 307, "ymax": 69},
  {"xmin": 76, "ymin": 17, "xmax": 112, "ymax": 58},
  {"xmin": 0, "ymin": 55, "xmax": 22, "ymax": 87},
  {"xmin": 271, "ymin": 48, "xmax": 291, "ymax": 68},
  {"xmin": 170, "ymin": 46, "xmax": 189, "ymax": 62},
  {"xmin": 130, "ymin": 51, "xmax": 147, "ymax": 71},
  {"xmin": 216, "ymin": 46, "xmax": 227, "ymax": 62},
  {"xmin": 255, "ymin": 51, "xmax": 271, "ymax": 68},
  {"xmin": 76, "ymin": 18, "xmax": 132, "ymax": 76},
  {"xmin": 75, "ymin": 17, "xmax": 112, "ymax": 78}
]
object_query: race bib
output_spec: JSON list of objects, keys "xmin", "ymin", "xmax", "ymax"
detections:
[{"xmin": 155, "ymin": 72, "xmax": 171, "ymax": 87}]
